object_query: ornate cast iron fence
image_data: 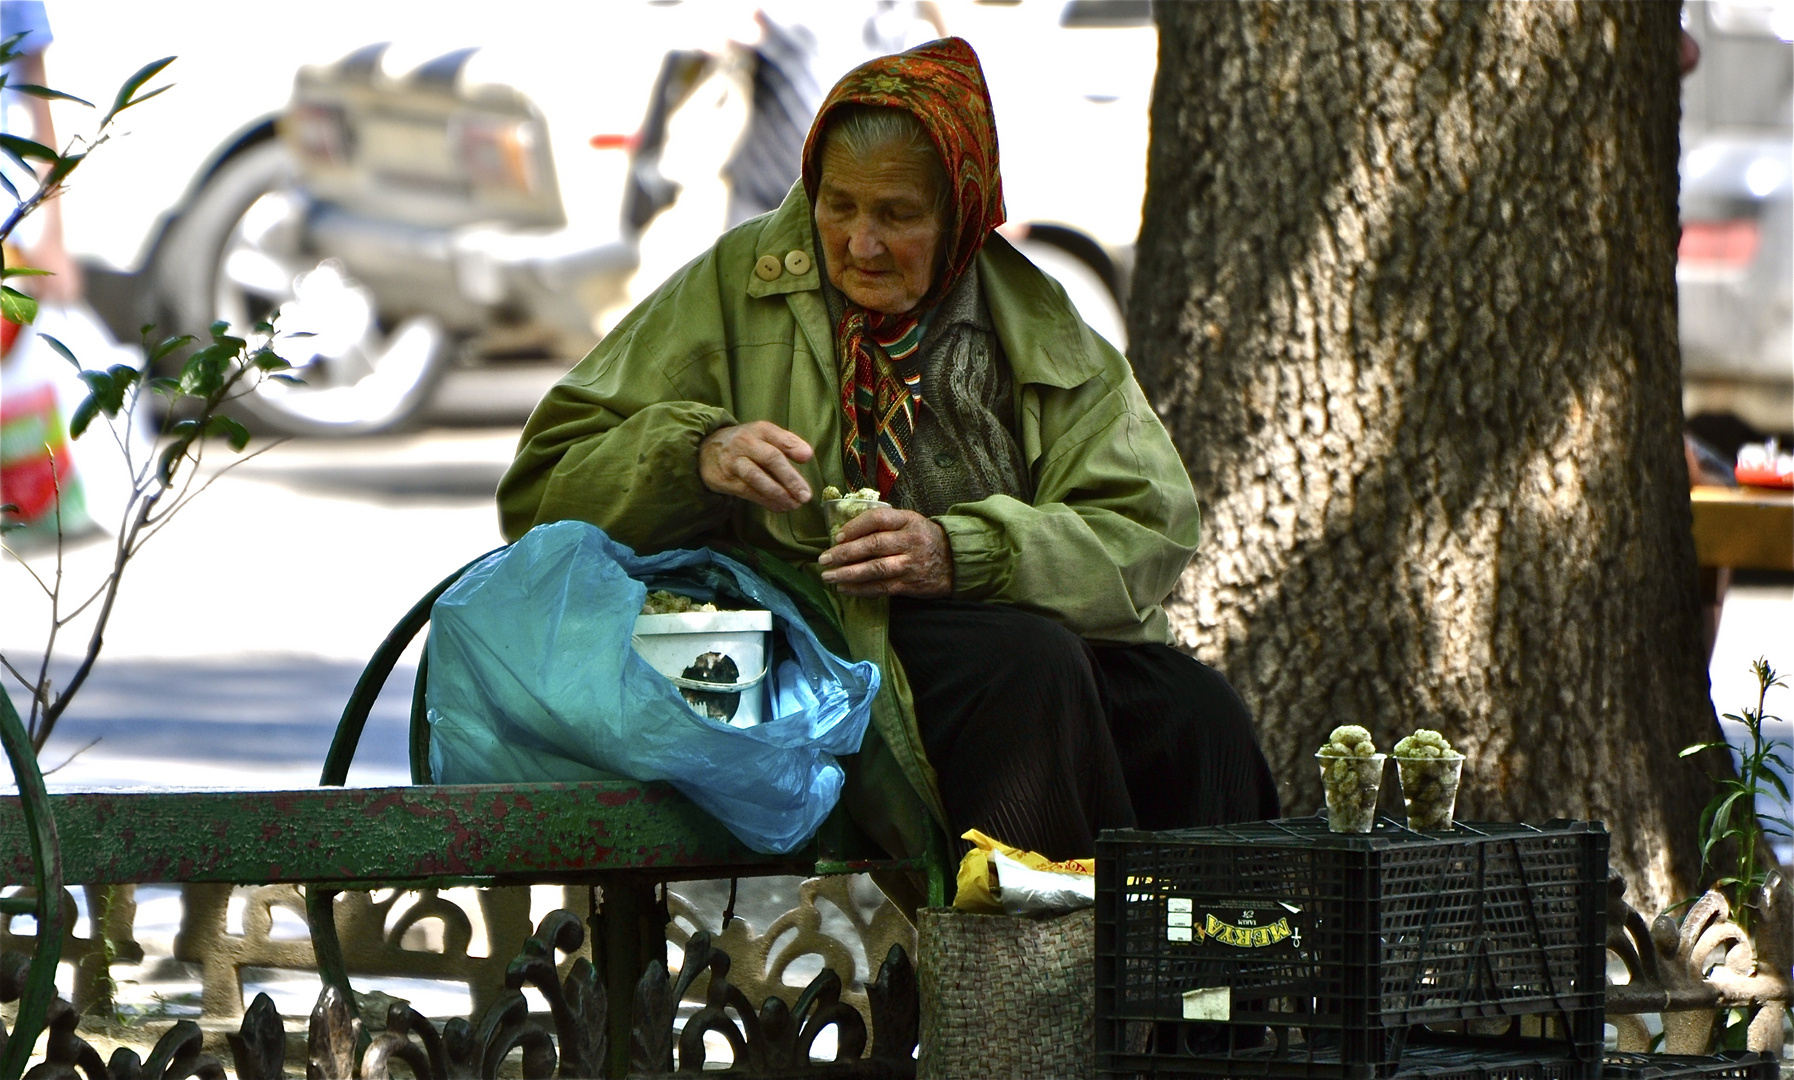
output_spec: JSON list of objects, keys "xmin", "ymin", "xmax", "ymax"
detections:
[
  {"xmin": 1605, "ymin": 870, "xmax": 1791, "ymax": 1057},
  {"xmin": 0, "ymin": 777, "xmax": 944, "ymax": 1079},
  {"xmin": 0, "ymin": 876, "xmax": 917, "ymax": 1044},
  {"xmin": 0, "ymin": 904, "xmax": 921, "ymax": 1078},
  {"xmin": 5, "ymin": 870, "xmax": 1789, "ymax": 1076}
]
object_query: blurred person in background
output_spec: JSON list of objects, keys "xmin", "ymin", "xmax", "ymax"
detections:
[
  {"xmin": 723, "ymin": 1, "xmax": 946, "ymax": 226},
  {"xmin": 630, "ymin": 2, "xmax": 945, "ymax": 306},
  {"xmin": 0, "ymin": 0, "xmax": 96, "ymax": 550}
]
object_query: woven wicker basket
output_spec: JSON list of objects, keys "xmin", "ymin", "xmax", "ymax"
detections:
[{"xmin": 917, "ymin": 906, "xmax": 1094, "ymax": 1080}]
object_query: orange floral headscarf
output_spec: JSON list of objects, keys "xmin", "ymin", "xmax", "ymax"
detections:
[{"xmin": 801, "ymin": 37, "xmax": 1007, "ymax": 498}]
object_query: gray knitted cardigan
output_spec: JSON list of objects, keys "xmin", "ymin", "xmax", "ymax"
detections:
[{"xmin": 823, "ymin": 261, "xmax": 1033, "ymax": 517}]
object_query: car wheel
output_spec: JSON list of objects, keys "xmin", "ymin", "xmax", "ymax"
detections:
[{"xmin": 156, "ymin": 140, "xmax": 452, "ymax": 437}]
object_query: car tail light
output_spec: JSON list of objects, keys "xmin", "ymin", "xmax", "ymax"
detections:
[
  {"xmin": 589, "ymin": 132, "xmax": 640, "ymax": 152},
  {"xmin": 1678, "ymin": 219, "xmax": 1760, "ymax": 268},
  {"xmin": 1735, "ymin": 440, "xmax": 1793, "ymax": 489},
  {"xmin": 285, "ymin": 103, "xmax": 350, "ymax": 166},
  {"xmin": 456, "ymin": 115, "xmax": 543, "ymax": 195}
]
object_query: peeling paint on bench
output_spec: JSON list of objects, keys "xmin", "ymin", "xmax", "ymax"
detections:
[{"xmin": 0, "ymin": 783, "xmax": 817, "ymax": 887}]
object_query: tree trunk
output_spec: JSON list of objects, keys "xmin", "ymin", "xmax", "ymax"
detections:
[{"xmin": 1129, "ymin": 0, "xmax": 1714, "ymax": 911}]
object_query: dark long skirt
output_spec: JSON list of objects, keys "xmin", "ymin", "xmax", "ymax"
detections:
[{"xmin": 887, "ymin": 599, "xmax": 1281, "ymax": 861}]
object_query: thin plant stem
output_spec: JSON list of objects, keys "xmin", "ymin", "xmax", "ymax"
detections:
[
  {"xmin": 27, "ymin": 333, "xmax": 280, "ymax": 749},
  {"xmin": 0, "ymin": 121, "xmax": 113, "ymax": 248},
  {"xmin": 39, "ymin": 736, "xmax": 99, "ymax": 776},
  {"xmin": 37, "ymin": 493, "xmax": 152, "ymax": 747},
  {"xmin": 0, "ymin": 544, "xmax": 54, "ymax": 597},
  {"xmin": 146, "ymin": 438, "xmax": 284, "ymax": 538},
  {"xmin": 1, "ymin": 655, "xmax": 34, "ymax": 692},
  {"xmin": 27, "ymin": 455, "xmax": 68, "ymax": 740},
  {"xmin": 55, "ymin": 577, "xmax": 111, "ymax": 626},
  {"xmin": 142, "ymin": 428, "xmax": 206, "ymax": 528},
  {"xmin": 1738, "ymin": 677, "xmax": 1763, "ymax": 933}
]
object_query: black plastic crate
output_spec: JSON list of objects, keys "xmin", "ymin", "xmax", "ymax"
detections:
[
  {"xmin": 1095, "ymin": 818, "xmax": 1609, "ymax": 1079},
  {"xmin": 1602, "ymin": 1052, "xmax": 1781, "ymax": 1079},
  {"xmin": 1099, "ymin": 1025, "xmax": 1604, "ymax": 1079}
]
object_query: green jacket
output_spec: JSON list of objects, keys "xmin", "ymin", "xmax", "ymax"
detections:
[{"xmin": 497, "ymin": 184, "xmax": 1200, "ymax": 874}]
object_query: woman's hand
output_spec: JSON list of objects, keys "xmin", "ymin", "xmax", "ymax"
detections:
[
  {"xmin": 699, "ymin": 421, "xmax": 814, "ymax": 511},
  {"xmin": 819, "ymin": 508, "xmax": 953, "ymax": 598}
]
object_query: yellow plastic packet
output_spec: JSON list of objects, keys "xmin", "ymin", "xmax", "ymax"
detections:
[{"xmin": 952, "ymin": 829, "xmax": 1095, "ymax": 913}]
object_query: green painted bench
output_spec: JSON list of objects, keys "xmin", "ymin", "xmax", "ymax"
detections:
[
  {"xmin": 0, "ymin": 780, "xmax": 931, "ymax": 1077},
  {"xmin": 0, "ymin": 554, "xmax": 946, "ymax": 1078}
]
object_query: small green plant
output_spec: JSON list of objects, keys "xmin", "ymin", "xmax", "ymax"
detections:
[
  {"xmin": 0, "ymin": 39, "xmax": 313, "ymax": 1045},
  {"xmin": 2, "ymin": 319, "xmax": 305, "ymax": 752},
  {"xmin": 1, "ymin": 39, "xmax": 309, "ymax": 754},
  {"xmin": 0, "ymin": 37, "xmax": 170, "ymax": 293},
  {"xmin": 1679, "ymin": 657, "xmax": 1792, "ymax": 937}
]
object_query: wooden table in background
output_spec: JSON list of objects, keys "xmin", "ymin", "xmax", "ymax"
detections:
[
  {"xmin": 1690, "ymin": 486, "xmax": 1794, "ymax": 572},
  {"xmin": 1690, "ymin": 485, "xmax": 1792, "ymax": 660}
]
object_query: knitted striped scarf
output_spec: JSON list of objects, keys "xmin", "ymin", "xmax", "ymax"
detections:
[{"xmin": 802, "ymin": 38, "xmax": 1006, "ymax": 498}]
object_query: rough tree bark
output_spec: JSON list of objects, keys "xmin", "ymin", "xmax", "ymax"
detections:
[{"xmin": 1129, "ymin": 0, "xmax": 1715, "ymax": 910}]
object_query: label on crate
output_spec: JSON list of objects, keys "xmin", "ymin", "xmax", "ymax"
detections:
[
  {"xmin": 1164, "ymin": 898, "xmax": 1305, "ymax": 954},
  {"xmin": 1166, "ymin": 897, "xmax": 1193, "ymax": 940},
  {"xmin": 1181, "ymin": 986, "xmax": 1231, "ymax": 1021}
]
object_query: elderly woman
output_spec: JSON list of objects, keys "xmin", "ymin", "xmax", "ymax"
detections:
[{"xmin": 498, "ymin": 39, "xmax": 1277, "ymax": 891}]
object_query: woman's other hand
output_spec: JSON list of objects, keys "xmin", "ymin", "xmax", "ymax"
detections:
[
  {"xmin": 819, "ymin": 508, "xmax": 953, "ymax": 598},
  {"xmin": 699, "ymin": 421, "xmax": 815, "ymax": 511}
]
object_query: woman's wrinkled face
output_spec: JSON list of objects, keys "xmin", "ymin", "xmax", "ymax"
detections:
[{"xmin": 815, "ymin": 138, "xmax": 945, "ymax": 315}]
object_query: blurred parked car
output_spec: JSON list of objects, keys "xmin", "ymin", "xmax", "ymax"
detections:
[
  {"xmin": 1680, "ymin": 1, "xmax": 1794, "ymax": 440},
  {"xmin": 58, "ymin": 1, "xmax": 1790, "ymax": 440},
  {"xmin": 67, "ymin": 1, "xmax": 1153, "ymax": 436}
]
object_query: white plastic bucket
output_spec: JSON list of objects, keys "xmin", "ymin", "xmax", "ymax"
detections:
[{"xmin": 632, "ymin": 609, "xmax": 773, "ymax": 728}]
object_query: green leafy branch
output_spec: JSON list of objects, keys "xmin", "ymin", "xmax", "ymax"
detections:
[
  {"xmin": 0, "ymin": 30, "xmax": 171, "ymax": 271},
  {"xmin": 0, "ymin": 44, "xmax": 310, "ymax": 754},
  {"xmin": 1678, "ymin": 657, "xmax": 1793, "ymax": 937},
  {"xmin": 2, "ymin": 320, "xmax": 303, "ymax": 750}
]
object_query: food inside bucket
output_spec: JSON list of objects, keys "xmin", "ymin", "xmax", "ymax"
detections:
[
  {"xmin": 640, "ymin": 590, "xmax": 717, "ymax": 615},
  {"xmin": 632, "ymin": 600, "xmax": 773, "ymax": 728}
]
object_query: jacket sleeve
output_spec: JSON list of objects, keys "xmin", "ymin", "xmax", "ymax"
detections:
[
  {"xmin": 933, "ymin": 364, "xmax": 1200, "ymax": 645},
  {"xmin": 496, "ymin": 255, "xmax": 739, "ymax": 551}
]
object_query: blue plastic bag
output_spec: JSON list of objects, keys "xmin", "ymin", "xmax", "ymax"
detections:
[{"xmin": 425, "ymin": 520, "xmax": 880, "ymax": 854}]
